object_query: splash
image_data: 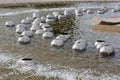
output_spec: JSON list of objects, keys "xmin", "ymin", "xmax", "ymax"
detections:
[
  {"xmin": 0, "ymin": 7, "xmax": 76, "ymax": 17},
  {"xmin": 0, "ymin": 9, "xmax": 39, "ymax": 16},
  {"xmin": 0, "ymin": 54, "xmax": 119, "ymax": 80}
]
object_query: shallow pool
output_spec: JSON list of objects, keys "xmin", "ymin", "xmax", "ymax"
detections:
[{"xmin": 0, "ymin": 1, "xmax": 120, "ymax": 80}]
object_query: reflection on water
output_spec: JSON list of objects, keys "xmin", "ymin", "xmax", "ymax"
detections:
[{"xmin": 0, "ymin": 1, "xmax": 120, "ymax": 80}]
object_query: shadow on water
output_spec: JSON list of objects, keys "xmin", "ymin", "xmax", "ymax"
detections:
[{"xmin": 52, "ymin": 17, "xmax": 75, "ymax": 36}]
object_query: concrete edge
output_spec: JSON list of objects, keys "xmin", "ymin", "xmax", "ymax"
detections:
[{"xmin": 0, "ymin": 1, "xmax": 119, "ymax": 8}]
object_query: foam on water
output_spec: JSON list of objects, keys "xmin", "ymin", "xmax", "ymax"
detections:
[
  {"xmin": 35, "ymin": 65, "xmax": 78, "ymax": 80},
  {"xmin": 0, "ymin": 2, "xmax": 120, "ymax": 79},
  {"xmin": 0, "ymin": 54, "xmax": 13, "ymax": 63},
  {"xmin": 0, "ymin": 7, "xmax": 75, "ymax": 17},
  {"xmin": 0, "ymin": 2, "xmax": 120, "ymax": 17},
  {"xmin": 0, "ymin": 54, "xmax": 120, "ymax": 80},
  {"xmin": 0, "ymin": 54, "xmax": 10, "ymax": 61},
  {"xmin": 0, "ymin": 9, "xmax": 39, "ymax": 16}
]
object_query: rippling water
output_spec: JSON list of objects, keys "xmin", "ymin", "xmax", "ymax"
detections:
[{"xmin": 0, "ymin": 1, "xmax": 120, "ymax": 80}]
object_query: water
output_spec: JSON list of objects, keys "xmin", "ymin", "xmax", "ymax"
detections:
[{"xmin": 0, "ymin": 1, "xmax": 120, "ymax": 80}]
